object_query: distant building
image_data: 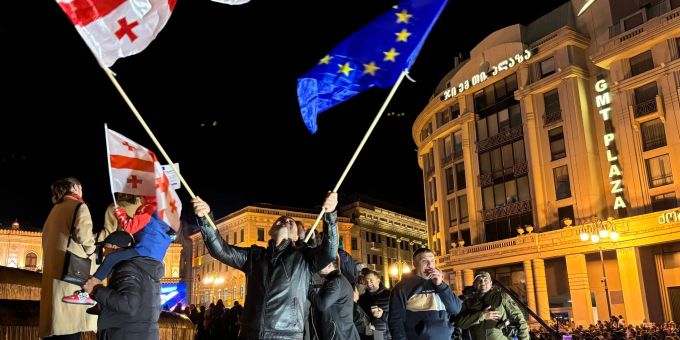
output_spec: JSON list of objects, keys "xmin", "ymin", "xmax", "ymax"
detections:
[
  {"xmin": 0, "ymin": 220, "xmax": 182, "ymax": 282},
  {"xmin": 412, "ymin": 0, "xmax": 680, "ymax": 325},
  {"xmin": 338, "ymin": 196, "xmax": 427, "ymax": 288}
]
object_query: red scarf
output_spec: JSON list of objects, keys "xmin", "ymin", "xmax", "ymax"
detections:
[{"xmin": 65, "ymin": 193, "xmax": 83, "ymax": 203}]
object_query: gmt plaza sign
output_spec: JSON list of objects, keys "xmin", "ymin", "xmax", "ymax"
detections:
[
  {"xmin": 441, "ymin": 49, "xmax": 534, "ymax": 101},
  {"xmin": 595, "ymin": 78, "xmax": 627, "ymax": 210}
]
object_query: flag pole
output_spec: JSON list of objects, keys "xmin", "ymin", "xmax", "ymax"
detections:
[
  {"xmin": 101, "ymin": 66, "xmax": 219, "ymax": 230},
  {"xmin": 304, "ymin": 70, "xmax": 409, "ymax": 242},
  {"xmin": 104, "ymin": 123, "xmax": 119, "ymax": 208}
]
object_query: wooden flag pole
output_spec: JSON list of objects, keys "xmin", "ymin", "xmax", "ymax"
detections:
[
  {"xmin": 304, "ymin": 70, "xmax": 409, "ymax": 242},
  {"xmin": 102, "ymin": 67, "xmax": 218, "ymax": 230},
  {"xmin": 104, "ymin": 123, "xmax": 119, "ymax": 208}
]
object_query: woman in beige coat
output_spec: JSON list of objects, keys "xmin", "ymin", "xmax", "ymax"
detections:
[{"xmin": 39, "ymin": 177, "xmax": 98, "ymax": 339}]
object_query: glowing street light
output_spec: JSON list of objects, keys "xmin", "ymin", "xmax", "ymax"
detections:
[{"xmin": 578, "ymin": 216, "xmax": 618, "ymax": 320}]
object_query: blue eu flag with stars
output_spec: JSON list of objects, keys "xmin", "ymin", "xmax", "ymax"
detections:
[{"xmin": 297, "ymin": 0, "xmax": 448, "ymax": 133}]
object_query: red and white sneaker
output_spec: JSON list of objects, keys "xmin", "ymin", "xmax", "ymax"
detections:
[{"xmin": 62, "ymin": 291, "xmax": 96, "ymax": 305}]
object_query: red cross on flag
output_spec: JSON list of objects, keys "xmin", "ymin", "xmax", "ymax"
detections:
[
  {"xmin": 56, "ymin": 0, "xmax": 176, "ymax": 67},
  {"xmin": 107, "ymin": 128, "xmax": 182, "ymax": 231}
]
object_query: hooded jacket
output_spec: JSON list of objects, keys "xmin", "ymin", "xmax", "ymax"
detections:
[
  {"xmin": 199, "ymin": 212, "xmax": 338, "ymax": 340},
  {"xmin": 309, "ymin": 270, "xmax": 361, "ymax": 340},
  {"xmin": 92, "ymin": 256, "xmax": 165, "ymax": 339}
]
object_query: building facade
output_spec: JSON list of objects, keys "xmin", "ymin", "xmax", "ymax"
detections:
[
  {"xmin": 413, "ymin": 0, "xmax": 680, "ymax": 326},
  {"xmin": 188, "ymin": 205, "xmax": 354, "ymax": 306},
  {"xmin": 339, "ymin": 197, "xmax": 428, "ymax": 288},
  {"xmin": 0, "ymin": 221, "xmax": 183, "ymax": 281}
]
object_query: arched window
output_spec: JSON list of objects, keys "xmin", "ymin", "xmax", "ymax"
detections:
[{"xmin": 25, "ymin": 252, "xmax": 38, "ymax": 269}]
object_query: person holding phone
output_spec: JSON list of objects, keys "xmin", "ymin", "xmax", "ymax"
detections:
[{"xmin": 358, "ymin": 270, "xmax": 391, "ymax": 340}]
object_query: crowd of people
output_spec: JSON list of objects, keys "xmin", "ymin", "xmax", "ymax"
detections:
[{"xmin": 52, "ymin": 177, "xmax": 677, "ymax": 340}]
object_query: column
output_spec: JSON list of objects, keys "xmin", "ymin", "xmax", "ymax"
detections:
[
  {"xmin": 566, "ymin": 254, "xmax": 595, "ymax": 326},
  {"xmin": 616, "ymin": 247, "xmax": 649, "ymax": 324},
  {"xmin": 519, "ymin": 96, "xmax": 548, "ymax": 229},
  {"xmin": 523, "ymin": 260, "xmax": 537, "ymax": 322},
  {"xmin": 454, "ymin": 270, "xmax": 463, "ymax": 296},
  {"xmin": 532, "ymin": 259, "xmax": 551, "ymax": 322},
  {"xmin": 463, "ymin": 269, "xmax": 475, "ymax": 287}
]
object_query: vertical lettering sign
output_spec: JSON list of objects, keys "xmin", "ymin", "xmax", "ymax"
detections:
[{"xmin": 594, "ymin": 78, "xmax": 627, "ymax": 210}]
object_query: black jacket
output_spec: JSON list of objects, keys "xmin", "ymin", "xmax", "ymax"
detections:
[
  {"xmin": 92, "ymin": 256, "xmax": 164, "ymax": 339},
  {"xmin": 358, "ymin": 285, "xmax": 391, "ymax": 337},
  {"xmin": 199, "ymin": 212, "xmax": 338, "ymax": 340},
  {"xmin": 309, "ymin": 270, "xmax": 361, "ymax": 340}
]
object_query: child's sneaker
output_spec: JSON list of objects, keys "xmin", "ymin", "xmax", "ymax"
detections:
[{"xmin": 62, "ymin": 291, "xmax": 96, "ymax": 305}]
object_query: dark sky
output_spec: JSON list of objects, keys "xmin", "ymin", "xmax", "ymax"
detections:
[{"xmin": 0, "ymin": 0, "xmax": 568, "ymax": 229}]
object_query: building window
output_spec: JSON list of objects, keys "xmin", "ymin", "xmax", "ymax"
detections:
[
  {"xmin": 451, "ymin": 103, "xmax": 461, "ymax": 120},
  {"xmin": 443, "ymin": 134, "xmax": 453, "ymax": 160},
  {"xmin": 453, "ymin": 131, "xmax": 463, "ymax": 157},
  {"xmin": 461, "ymin": 229, "xmax": 471, "ymax": 246},
  {"xmin": 25, "ymin": 253, "xmax": 37, "ymax": 269},
  {"xmin": 553, "ymin": 166, "xmax": 572, "ymax": 200},
  {"xmin": 432, "ymin": 208, "xmax": 439, "ymax": 233},
  {"xmin": 257, "ymin": 228, "xmax": 265, "ymax": 242},
  {"xmin": 455, "ymin": 163, "xmax": 466, "ymax": 190},
  {"xmin": 646, "ymin": 154, "xmax": 674, "ymax": 188},
  {"xmin": 448, "ymin": 199, "xmax": 458, "ymax": 226},
  {"xmin": 445, "ymin": 167, "xmax": 455, "ymax": 193},
  {"xmin": 557, "ymin": 206, "xmax": 575, "ymax": 228},
  {"xmin": 241, "ymin": 229, "xmax": 245, "ymax": 243},
  {"xmin": 549, "ymin": 127, "xmax": 566, "ymax": 160},
  {"xmin": 630, "ymin": 50, "xmax": 654, "ymax": 77},
  {"xmin": 450, "ymin": 232, "xmax": 458, "ymax": 244},
  {"xmin": 225, "ymin": 234, "xmax": 229, "ymax": 244},
  {"xmin": 437, "ymin": 109, "xmax": 451, "ymax": 127},
  {"xmin": 539, "ymin": 57, "xmax": 556, "ymax": 77},
  {"xmin": 458, "ymin": 195, "xmax": 469, "ymax": 223},
  {"xmin": 652, "ymin": 192, "xmax": 677, "ymax": 212},
  {"xmin": 429, "ymin": 178, "xmax": 437, "ymax": 202},
  {"xmin": 351, "ymin": 237, "xmax": 358, "ymax": 250},
  {"xmin": 544, "ymin": 89, "xmax": 561, "ymax": 114},
  {"xmin": 421, "ymin": 122, "xmax": 433, "ymax": 141},
  {"xmin": 641, "ymin": 119, "xmax": 666, "ymax": 151},
  {"xmin": 240, "ymin": 285, "xmax": 244, "ymax": 299},
  {"xmin": 634, "ymin": 82, "xmax": 658, "ymax": 117},
  {"xmin": 623, "ymin": 11, "xmax": 644, "ymax": 31}
]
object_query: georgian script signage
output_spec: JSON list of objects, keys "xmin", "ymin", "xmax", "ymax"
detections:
[
  {"xmin": 595, "ymin": 78, "xmax": 627, "ymax": 210},
  {"xmin": 441, "ymin": 49, "xmax": 533, "ymax": 101},
  {"xmin": 659, "ymin": 210, "xmax": 680, "ymax": 224}
]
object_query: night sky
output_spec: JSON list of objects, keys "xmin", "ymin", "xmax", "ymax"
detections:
[{"xmin": 0, "ymin": 0, "xmax": 568, "ymax": 229}]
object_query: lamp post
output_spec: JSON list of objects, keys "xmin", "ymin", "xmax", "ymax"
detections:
[
  {"xmin": 578, "ymin": 217, "xmax": 618, "ymax": 320},
  {"xmin": 203, "ymin": 275, "xmax": 225, "ymax": 303},
  {"xmin": 389, "ymin": 261, "xmax": 412, "ymax": 282}
]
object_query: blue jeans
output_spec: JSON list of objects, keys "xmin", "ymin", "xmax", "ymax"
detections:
[{"xmin": 92, "ymin": 248, "xmax": 140, "ymax": 280}]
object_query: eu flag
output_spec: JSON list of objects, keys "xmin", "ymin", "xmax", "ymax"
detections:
[{"xmin": 297, "ymin": 0, "xmax": 448, "ymax": 133}]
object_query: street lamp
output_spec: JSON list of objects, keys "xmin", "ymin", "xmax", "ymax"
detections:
[
  {"xmin": 389, "ymin": 261, "xmax": 412, "ymax": 281},
  {"xmin": 578, "ymin": 217, "xmax": 617, "ymax": 320}
]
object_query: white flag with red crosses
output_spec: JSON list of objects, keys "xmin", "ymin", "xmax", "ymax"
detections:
[
  {"xmin": 56, "ymin": 0, "xmax": 176, "ymax": 67},
  {"xmin": 106, "ymin": 128, "xmax": 182, "ymax": 231}
]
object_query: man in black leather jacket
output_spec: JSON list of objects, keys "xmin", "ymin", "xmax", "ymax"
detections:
[{"xmin": 191, "ymin": 193, "xmax": 338, "ymax": 340}]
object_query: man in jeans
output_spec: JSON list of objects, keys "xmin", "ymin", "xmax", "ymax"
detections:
[{"xmin": 191, "ymin": 193, "xmax": 338, "ymax": 340}]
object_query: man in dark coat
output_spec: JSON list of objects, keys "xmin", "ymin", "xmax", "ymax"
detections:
[
  {"xmin": 309, "ymin": 260, "xmax": 361, "ymax": 340},
  {"xmin": 358, "ymin": 270, "xmax": 391, "ymax": 340},
  {"xmin": 86, "ymin": 231, "xmax": 164, "ymax": 340},
  {"xmin": 191, "ymin": 193, "xmax": 338, "ymax": 340}
]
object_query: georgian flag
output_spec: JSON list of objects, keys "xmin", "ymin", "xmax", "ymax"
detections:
[
  {"xmin": 106, "ymin": 128, "xmax": 182, "ymax": 231},
  {"xmin": 56, "ymin": 0, "xmax": 176, "ymax": 67}
]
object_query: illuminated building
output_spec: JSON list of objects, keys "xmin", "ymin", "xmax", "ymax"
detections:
[
  {"xmin": 413, "ymin": 0, "xmax": 680, "ymax": 325},
  {"xmin": 188, "ymin": 204, "xmax": 354, "ymax": 306},
  {"xmin": 338, "ymin": 196, "xmax": 427, "ymax": 288},
  {"xmin": 0, "ymin": 220, "xmax": 182, "ymax": 280}
]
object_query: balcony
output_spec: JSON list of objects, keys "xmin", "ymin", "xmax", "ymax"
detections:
[
  {"xmin": 482, "ymin": 200, "xmax": 532, "ymax": 222},
  {"xmin": 634, "ymin": 98, "xmax": 658, "ymax": 117},
  {"xmin": 479, "ymin": 172, "xmax": 493, "ymax": 187},
  {"xmin": 438, "ymin": 208, "xmax": 680, "ymax": 270},
  {"xmin": 477, "ymin": 126, "xmax": 523, "ymax": 153},
  {"xmin": 513, "ymin": 161, "xmax": 528, "ymax": 177},
  {"xmin": 543, "ymin": 110, "xmax": 562, "ymax": 127}
]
